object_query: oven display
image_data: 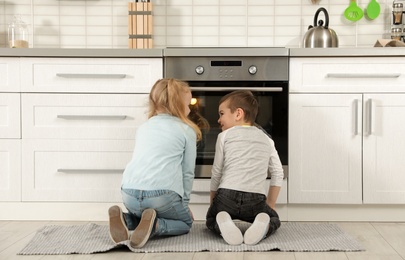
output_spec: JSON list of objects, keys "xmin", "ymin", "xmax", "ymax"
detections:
[{"xmin": 211, "ymin": 60, "xmax": 242, "ymax": 67}]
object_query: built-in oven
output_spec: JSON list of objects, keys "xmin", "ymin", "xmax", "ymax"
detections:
[{"xmin": 164, "ymin": 48, "xmax": 289, "ymax": 179}]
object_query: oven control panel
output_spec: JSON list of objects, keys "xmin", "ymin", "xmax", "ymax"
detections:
[{"xmin": 165, "ymin": 56, "xmax": 288, "ymax": 81}]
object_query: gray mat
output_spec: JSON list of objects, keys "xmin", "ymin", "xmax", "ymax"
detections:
[{"xmin": 18, "ymin": 222, "xmax": 364, "ymax": 255}]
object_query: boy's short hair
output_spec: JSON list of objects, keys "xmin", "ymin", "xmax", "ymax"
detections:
[{"xmin": 219, "ymin": 90, "xmax": 258, "ymax": 124}]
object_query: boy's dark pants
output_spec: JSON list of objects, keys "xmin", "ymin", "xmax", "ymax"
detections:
[{"xmin": 206, "ymin": 188, "xmax": 281, "ymax": 238}]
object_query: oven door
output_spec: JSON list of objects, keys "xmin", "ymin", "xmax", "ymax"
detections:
[{"xmin": 188, "ymin": 81, "xmax": 288, "ymax": 178}]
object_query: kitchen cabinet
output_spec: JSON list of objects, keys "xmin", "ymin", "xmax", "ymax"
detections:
[
  {"xmin": 0, "ymin": 58, "xmax": 20, "ymax": 92},
  {"xmin": 289, "ymin": 57, "xmax": 405, "ymax": 204},
  {"xmin": 20, "ymin": 57, "xmax": 161, "ymax": 93},
  {"xmin": 22, "ymin": 139, "xmax": 134, "ymax": 202},
  {"xmin": 18, "ymin": 57, "xmax": 162, "ymax": 203},
  {"xmin": 363, "ymin": 94, "xmax": 405, "ymax": 204},
  {"xmin": 0, "ymin": 59, "xmax": 21, "ymax": 202},
  {"xmin": 21, "ymin": 93, "xmax": 148, "ymax": 202},
  {"xmin": 0, "ymin": 140, "xmax": 21, "ymax": 201},
  {"xmin": 289, "ymin": 93, "xmax": 362, "ymax": 204}
]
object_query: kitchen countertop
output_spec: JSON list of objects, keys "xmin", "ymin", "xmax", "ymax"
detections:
[
  {"xmin": 0, "ymin": 48, "xmax": 163, "ymax": 57},
  {"xmin": 289, "ymin": 47, "xmax": 405, "ymax": 57},
  {"xmin": 2, "ymin": 47, "xmax": 405, "ymax": 57}
]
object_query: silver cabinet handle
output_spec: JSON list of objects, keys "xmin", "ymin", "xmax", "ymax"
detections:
[
  {"xmin": 57, "ymin": 115, "xmax": 127, "ymax": 120},
  {"xmin": 365, "ymin": 99, "xmax": 374, "ymax": 135},
  {"xmin": 327, "ymin": 73, "xmax": 401, "ymax": 78},
  {"xmin": 56, "ymin": 73, "xmax": 127, "ymax": 79},
  {"xmin": 353, "ymin": 99, "xmax": 362, "ymax": 135},
  {"xmin": 190, "ymin": 87, "xmax": 283, "ymax": 92},
  {"xmin": 57, "ymin": 169, "xmax": 124, "ymax": 173}
]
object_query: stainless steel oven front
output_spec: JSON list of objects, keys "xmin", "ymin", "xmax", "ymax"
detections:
[{"xmin": 164, "ymin": 48, "xmax": 289, "ymax": 179}]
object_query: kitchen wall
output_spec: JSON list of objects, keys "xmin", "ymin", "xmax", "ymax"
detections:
[{"xmin": 0, "ymin": 0, "xmax": 394, "ymax": 49}]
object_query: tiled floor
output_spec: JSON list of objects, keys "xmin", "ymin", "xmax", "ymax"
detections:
[{"xmin": 1, "ymin": 221, "xmax": 404, "ymax": 259}]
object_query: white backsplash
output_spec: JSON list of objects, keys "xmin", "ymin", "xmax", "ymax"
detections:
[{"xmin": 0, "ymin": 0, "xmax": 394, "ymax": 49}]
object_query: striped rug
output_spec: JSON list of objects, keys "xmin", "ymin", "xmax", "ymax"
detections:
[{"xmin": 18, "ymin": 222, "xmax": 364, "ymax": 255}]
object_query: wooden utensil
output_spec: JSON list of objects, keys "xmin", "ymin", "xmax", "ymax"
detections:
[{"xmin": 344, "ymin": 0, "xmax": 364, "ymax": 22}]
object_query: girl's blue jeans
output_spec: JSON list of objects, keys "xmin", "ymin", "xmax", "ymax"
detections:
[{"xmin": 121, "ymin": 188, "xmax": 193, "ymax": 237}]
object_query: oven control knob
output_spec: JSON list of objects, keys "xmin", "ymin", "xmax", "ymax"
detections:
[
  {"xmin": 195, "ymin": 65, "xmax": 204, "ymax": 75},
  {"xmin": 248, "ymin": 65, "xmax": 257, "ymax": 75}
]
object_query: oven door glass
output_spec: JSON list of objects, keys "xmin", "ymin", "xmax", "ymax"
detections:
[{"xmin": 187, "ymin": 81, "xmax": 288, "ymax": 178}]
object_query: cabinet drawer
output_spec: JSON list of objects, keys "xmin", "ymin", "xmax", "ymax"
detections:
[
  {"xmin": 0, "ymin": 140, "xmax": 21, "ymax": 201},
  {"xmin": 22, "ymin": 139, "xmax": 134, "ymax": 202},
  {"xmin": 22, "ymin": 94, "xmax": 148, "ymax": 139},
  {"xmin": 0, "ymin": 58, "xmax": 20, "ymax": 92},
  {"xmin": 191, "ymin": 179, "xmax": 288, "ymax": 204},
  {"xmin": 0, "ymin": 94, "xmax": 21, "ymax": 138},
  {"xmin": 290, "ymin": 57, "xmax": 405, "ymax": 93},
  {"xmin": 20, "ymin": 58, "xmax": 163, "ymax": 93}
]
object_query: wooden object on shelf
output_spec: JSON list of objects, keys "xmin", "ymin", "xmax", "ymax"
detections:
[{"xmin": 128, "ymin": 0, "xmax": 153, "ymax": 49}]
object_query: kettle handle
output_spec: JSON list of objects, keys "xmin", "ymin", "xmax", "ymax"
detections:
[{"xmin": 313, "ymin": 7, "xmax": 329, "ymax": 29}]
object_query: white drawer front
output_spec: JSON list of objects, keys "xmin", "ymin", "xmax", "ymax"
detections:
[
  {"xmin": 20, "ymin": 58, "xmax": 163, "ymax": 93},
  {"xmin": 0, "ymin": 58, "xmax": 20, "ymax": 92},
  {"xmin": 22, "ymin": 94, "xmax": 148, "ymax": 139},
  {"xmin": 0, "ymin": 93, "xmax": 21, "ymax": 138},
  {"xmin": 22, "ymin": 139, "xmax": 133, "ymax": 202},
  {"xmin": 290, "ymin": 57, "xmax": 405, "ymax": 93},
  {"xmin": 191, "ymin": 179, "xmax": 288, "ymax": 204},
  {"xmin": 0, "ymin": 140, "xmax": 21, "ymax": 201}
]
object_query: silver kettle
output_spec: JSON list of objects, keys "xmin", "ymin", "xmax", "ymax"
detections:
[{"xmin": 302, "ymin": 7, "xmax": 338, "ymax": 48}]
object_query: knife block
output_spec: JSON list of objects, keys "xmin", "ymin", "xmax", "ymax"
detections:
[{"xmin": 128, "ymin": 1, "xmax": 153, "ymax": 49}]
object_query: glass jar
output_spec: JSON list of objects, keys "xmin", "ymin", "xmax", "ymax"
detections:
[
  {"xmin": 393, "ymin": 3, "xmax": 403, "ymax": 25},
  {"xmin": 8, "ymin": 15, "xmax": 29, "ymax": 48},
  {"xmin": 391, "ymin": 27, "xmax": 402, "ymax": 41}
]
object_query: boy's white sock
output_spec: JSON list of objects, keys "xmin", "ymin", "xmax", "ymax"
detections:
[
  {"xmin": 216, "ymin": 211, "xmax": 243, "ymax": 245},
  {"xmin": 244, "ymin": 213, "xmax": 270, "ymax": 245}
]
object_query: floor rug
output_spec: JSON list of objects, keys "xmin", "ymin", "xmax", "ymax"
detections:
[{"xmin": 18, "ymin": 222, "xmax": 364, "ymax": 255}]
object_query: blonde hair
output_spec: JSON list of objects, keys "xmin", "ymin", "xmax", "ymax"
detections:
[{"xmin": 149, "ymin": 78, "xmax": 202, "ymax": 141}]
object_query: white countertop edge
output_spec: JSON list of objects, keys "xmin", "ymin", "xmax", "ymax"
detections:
[
  {"xmin": 289, "ymin": 47, "xmax": 405, "ymax": 57},
  {"xmin": 2, "ymin": 47, "xmax": 405, "ymax": 57},
  {"xmin": 0, "ymin": 48, "xmax": 164, "ymax": 57}
]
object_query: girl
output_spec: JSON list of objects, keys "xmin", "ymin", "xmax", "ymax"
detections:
[{"xmin": 108, "ymin": 78, "xmax": 202, "ymax": 248}]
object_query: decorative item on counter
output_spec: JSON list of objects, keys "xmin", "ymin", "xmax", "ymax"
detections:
[
  {"xmin": 366, "ymin": 0, "xmax": 381, "ymax": 20},
  {"xmin": 344, "ymin": 0, "xmax": 364, "ymax": 22},
  {"xmin": 391, "ymin": 27, "xmax": 402, "ymax": 40},
  {"xmin": 392, "ymin": 2, "xmax": 403, "ymax": 25},
  {"xmin": 374, "ymin": 38, "xmax": 405, "ymax": 47},
  {"xmin": 302, "ymin": 7, "xmax": 339, "ymax": 48},
  {"xmin": 128, "ymin": 0, "xmax": 153, "ymax": 49},
  {"xmin": 7, "ymin": 15, "xmax": 29, "ymax": 48},
  {"xmin": 311, "ymin": 0, "xmax": 320, "ymax": 4}
]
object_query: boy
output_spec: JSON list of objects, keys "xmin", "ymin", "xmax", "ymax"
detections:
[{"xmin": 206, "ymin": 90, "xmax": 284, "ymax": 246}]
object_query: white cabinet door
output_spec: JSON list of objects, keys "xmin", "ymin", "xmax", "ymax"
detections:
[
  {"xmin": 22, "ymin": 94, "xmax": 148, "ymax": 140},
  {"xmin": 290, "ymin": 57, "xmax": 405, "ymax": 93},
  {"xmin": 289, "ymin": 94, "xmax": 363, "ymax": 204},
  {"xmin": 363, "ymin": 94, "xmax": 405, "ymax": 204},
  {"xmin": 0, "ymin": 58, "xmax": 20, "ymax": 92},
  {"xmin": 20, "ymin": 58, "xmax": 163, "ymax": 93},
  {"xmin": 0, "ymin": 140, "xmax": 21, "ymax": 201},
  {"xmin": 22, "ymin": 139, "xmax": 134, "ymax": 202},
  {"xmin": 0, "ymin": 94, "xmax": 20, "ymax": 138}
]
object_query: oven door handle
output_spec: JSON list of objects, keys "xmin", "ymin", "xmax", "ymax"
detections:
[{"xmin": 189, "ymin": 87, "xmax": 283, "ymax": 92}]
